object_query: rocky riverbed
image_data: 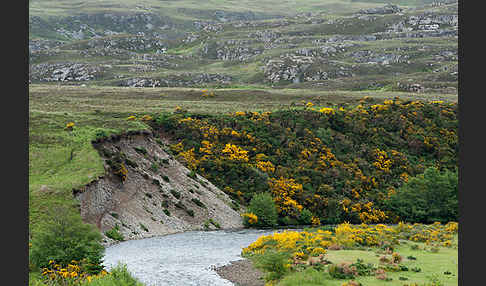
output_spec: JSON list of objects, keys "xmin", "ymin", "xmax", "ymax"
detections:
[{"xmin": 215, "ymin": 259, "xmax": 265, "ymax": 286}]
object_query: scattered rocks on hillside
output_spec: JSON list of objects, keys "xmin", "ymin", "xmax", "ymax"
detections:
[
  {"xmin": 119, "ymin": 73, "xmax": 232, "ymax": 87},
  {"xmin": 231, "ymin": 19, "xmax": 291, "ymax": 29},
  {"xmin": 350, "ymin": 50, "xmax": 410, "ymax": 65},
  {"xmin": 396, "ymin": 82, "xmax": 424, "ymax": 92},
  {"xmin": 30, "ymin": 63, "xmax": 103, "ymax": 82},
  {"xmin": 248, "ymin": 30, "xmax": 282, "ymax": 43},
  {"xmin": 264, "ymin": 54, "xmax": 351, "ymax": 84},
  {"xmin": 386, "ymin": 12, "xmax": 458, "ymax": 35},
  {"xmin": 358, "ymin": 4, "xmax": 403, "ymax": 15},
  {"xmin": 193, "ymin": 21, "xmax": 224, "ymax": 33},
  {"xmin": 29, "ymin": 39, "xmax": 65, "ymax": 53}
]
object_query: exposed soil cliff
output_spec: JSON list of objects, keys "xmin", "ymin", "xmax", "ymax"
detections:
[{"xmin": 73, "ymin": 130, "xmax": 243, "ymax": 245}]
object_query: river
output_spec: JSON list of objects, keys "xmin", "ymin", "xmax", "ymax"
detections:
[{"xmin": 102, "ymin": 228, "xmax": 283, "ymax": 286}]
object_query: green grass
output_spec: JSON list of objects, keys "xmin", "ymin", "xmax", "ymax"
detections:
[
  {"xmin": 275, "ymin": 240, "xmax": 458, "ymax": 286},
  {"xmin": 28, "ymin": 103, "xmax": 149, "ymax": 235},
  {"xmin": 30, "ymin": 0, "xmax": 421, "ymax": 20}
]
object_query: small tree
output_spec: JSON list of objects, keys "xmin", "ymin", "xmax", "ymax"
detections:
[
  {"xmin": 385, "ymin": 167, "xmax": 458, "ymax": 223},
  {"xmin": 64, "ymin": 122, "xmax": 84, "ymax": 161},
  {"xmin": 246, "ymin": 192, "xmax": 278, "ymax": 227},
  {"xmin": 298, "ymin": 208, "xmax": 313, "ymax": 225},
  {"xmin": 29, "ymin": 205, "xmax": 105, "ymax": 273}
]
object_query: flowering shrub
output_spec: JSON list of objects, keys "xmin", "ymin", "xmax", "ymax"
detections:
[
  {"xmin": 154, "ymin": 99, "xmax": 457, "ymax": 224},
  {"xmin": 65, "ymin": 122, "xmax": 75, "ymax": 131},
  {"xmin": 201, "ymin": 89, "xmax": 215, "ymax": 97},
  {"xmin": 242, "ymin": 222, "xmax": 458, "ymax": 258},
  {"xmin": 140, "ymin": 114, "xmax": 153, "ymax": 121},
  {"xmin": 40, "ymin": 260, "xmax": 108, "ymax": 284},
  {"xmin": 242, "ymin": 212, "xmax": 258, "ymax": 225}
]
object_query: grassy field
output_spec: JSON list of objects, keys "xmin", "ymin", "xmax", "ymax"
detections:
[
  {"xmin": 29, "ymin": 0, "xmax": 434, "ymax": 20},
  {"xmin": 277, "ymin": 240, "xmax": 458, "ymax": 286}
]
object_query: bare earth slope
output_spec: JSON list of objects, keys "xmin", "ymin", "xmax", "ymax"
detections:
[{"xmin": 74, "ymin": 131, "xmax": 243, "ymax": 245}]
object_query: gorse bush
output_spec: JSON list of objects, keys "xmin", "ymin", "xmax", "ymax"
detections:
[
  {"xmin": 29, "ymin": 205, "xmax": 105, "ymax": 274},
  {"xmin": 154, "ymin": 99, "xmax": 458, "ymax": 224},
  {"xmin": 245, "ymin": 192, "xmax": 278, "ymax": 227}
]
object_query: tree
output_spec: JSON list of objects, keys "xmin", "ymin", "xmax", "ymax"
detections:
[
  {"xmin": 385, "ymin": 167, "xmax": 458, "ymax": 223},
  {"xmin": 29, "ymin": 205, "xmax": 105, "ymax": 273},
  {"xmin": 246, "ymin": 192, "xmax": 278, "ymax": 227}
]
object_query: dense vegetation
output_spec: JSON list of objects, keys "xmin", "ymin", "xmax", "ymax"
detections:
[
  {"xmin": 154, "ymin": 99, "xmax": 458, "ymax": 225},
  {"xmin": 28, "ymin": 205, "xmax": 144, "ymax": 286}
]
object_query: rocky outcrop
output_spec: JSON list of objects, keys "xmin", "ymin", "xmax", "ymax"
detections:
[
  {"xmin": 350, "ymin": 50, "xmax": 410, "ymax": 65},
  {"xmin": 69, "ymin": 36, "xmax": 167, "ymax": 53},
  {"xmin": 263, "ymin": 43, "xmax": 354, "ymax": 83},
  {"xmin": 396, "ymin": 82, "xmax": 424, "ymax": 93},
  {"xmin": 74, "ymin": 132, "xmax": 243, "ymax": 245},
  {"xmin": 358, "ymin": 4, "xmax": 403, "ymax": 15},
  {"xmin": 29, "ymin": 63, "xmax": 103, "ymax": 82},
  {"xmin": 263, "ymin": 55, "xmax": 352, "ymax": 84},
  {"xmin": 119, "ymin": 73, "xmax": 232, "ymax": 87}
]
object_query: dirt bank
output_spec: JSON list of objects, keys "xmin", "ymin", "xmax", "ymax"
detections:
[{"xmin": 73, "ymin": 130, "xmax": 243, "ymax": 246}]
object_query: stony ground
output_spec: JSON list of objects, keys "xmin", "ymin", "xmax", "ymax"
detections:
[{"xmin": 215, "ymin": 259, "xmax": 265, "ymax": 286}]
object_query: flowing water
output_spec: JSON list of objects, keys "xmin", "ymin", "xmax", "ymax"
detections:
[{"xmin": 103, "ymin": 229, "xmax": 285, "ymax": 286}]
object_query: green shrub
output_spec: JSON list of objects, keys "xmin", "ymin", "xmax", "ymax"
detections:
[
  {"xmin": 29, "ymin": 205, "xmax": 104, "ymax": 273},
  {"xmin": 209, "ymin": 218, "xmax": 221, "ymax": 229},
  {"xmin": 191, "ymin": 197, "xmax": 206, "ymax": 208},
  {"xmin": 253, "ymin": 250, "xmax": 290, "ymax": 282},
  {"xmin": 385, "ymin": 167, "xmax": 458, "ymax": 223},
  {"xmin": 152, "ymin": 179, "xmax": 161, "ymax": 186},
  {"xmin": 170, "ymin": 189, "xmax": 181, "ymax": 199},
  {"xmin": 245, "ymin": 193, "xmax": 278, "ymax": 227},
  {"xmin": 163, "ymin": 209, "xmax": 171, "ymax": 216},
  {"xmin": 133, "ymin": 146, "xmax": 147, "ymax": 155},
  {"xmin": 86, "ymin": 263, "xmax": 144, "ymax": 286},
  {"xmin": 298, "ymin": 208, "xmax": 313, "ymax": 225},
  {"xmin": 150, "ymin": 163, "xmax": 159, "ymax": 172},
  {"xmin": 186, "ymin": 209, "xmax": 195, "ymax": 217},
  {"xmin": 105, "ymin": 225, "xmax": 124, "ymax": 242},
  {"xmin": 175, "ymin": 201, "xmax": 186, "ymax": 209},
  {"xmin": 162, "ymin": 175, "xmax": 170, "ymax": 182},
  {"xmin": 94, "ymin": 129, "xmax": 109, "ymax": 139},
  {"xmin": 187, "ymin": 170, "xmax": 197, "ymax": 179},
  {"xmin": 139, "ymin": 223, "xmax": 149, "ymax": 232}
]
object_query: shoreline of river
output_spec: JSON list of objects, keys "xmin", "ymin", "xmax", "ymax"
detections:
[
  {"xmin": 102, "ymin": 226, "xmax": 248, "ymax": 248},
  {"xmin": 215, "ymin": 259, "xmax": 265, "ymax": 286}
]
